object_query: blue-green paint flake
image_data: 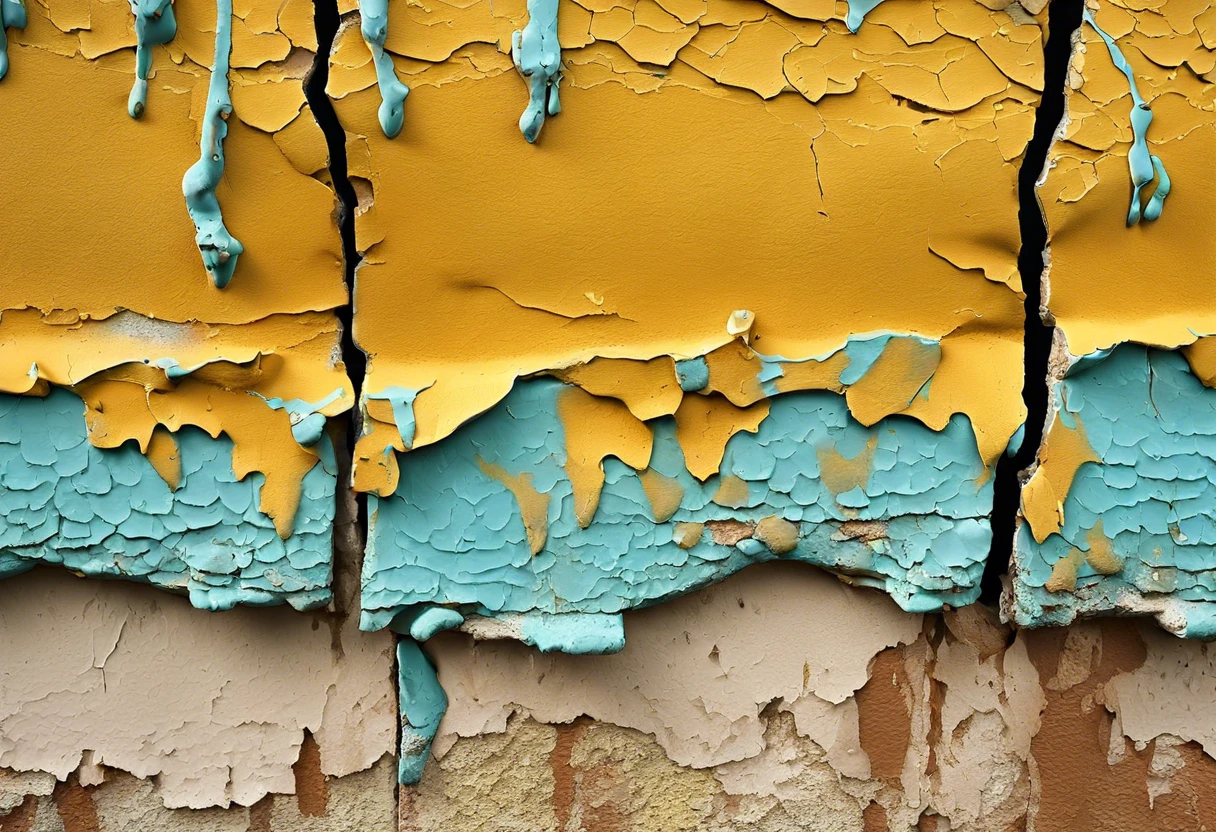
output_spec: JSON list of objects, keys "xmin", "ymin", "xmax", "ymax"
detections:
[
  {"xmin": 359, "ymin": 0, "xmax": 408, "ymax": 138},
  {"xmin": 127, "ymin": 0, "xmax": 176, "ymax": 118},
  {"xmin": 675, "ymin": 358, "xmax": 709, "ymax": 392},
  {"xmin": 361, "ymin": 376, "xmax": 994, "ymax": 637},
  {"xmin": 1011, "ymin": 345, "xmax": 1216, "ymax": 638},
  {"xmin": 844, "ymin": 0, "xmax": 885, "ymax": 32},
  {"xmin": 1084, "ymin": 9, "xmax": 1170, "ymax": 226},
  {"xmin": 0, "ymin": 389, "xmax": 336, "ymax": 611},
  {"xmin": 182, "ymin": 0, "xmax": 242, "ymax": 288},
  {"xmin": 0, "ymin": 0, "xmax": 25, "ymax": 80},
  {"xmin": 257, "ymin": 388, "xmax": 346, "ymax": 447},
  {"xmin": 511, "ymin": 0, "xmax": 560, "ymax": 143},
  {"xmin": 397, "ymin": 638, "xmax": 446, "ymax": 784}
]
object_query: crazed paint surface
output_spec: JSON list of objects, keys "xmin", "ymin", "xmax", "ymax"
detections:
[
  {"xmin": 1039, "ymin": 0, "xmax": 1216, "ymax": 356},
  {"xmin": 362, "ymin": 369, "xmax": 995, "ymax": 634},
  {"xmin": 1012, "ymin": 345, "xmax": 1216, "ymax": 637},
  {"xmin": 0, "ymin": 389, "xmax": 336, "ymax": 610},
  {"xmin": 329, "ymin": 0, "xmax": 1043, "ymax": 782},
  {"xmin": 0, "ymin": 0, "xmax": 350, "ymax": 604},
  {"xmin": 329, "ymin": 0, "xmax": 1041, "ymax": 488},
  {"xmin": 182, "ymin": 0, "xmax": 243, "ymax": 288}
]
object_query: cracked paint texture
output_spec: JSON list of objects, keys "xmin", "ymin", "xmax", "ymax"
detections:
[
  {"xmin": 1012, "ymin": 344, "xmax": 1216, "ymax": 637},
  {"xmin": 328, "ymin": 0, "xmax": 1042, "ymax": 495},
  {"xmin": 0, "ymin": 568, "xmax": 396, "ymax": 810},
  {"xmin": 1039, "ymin": 0, "xmax": 1216, "ymax": 354},
  {"xmin": 0, "ymin": 0, "xmax": 351, "ymax": 606},
  {"xmin": 1024, "ymin": 0, "xmax": 1216, "ymax": 637},
  {"xmin": 362, "ymin": 365, "xmax": 996, "ymax": 634}
]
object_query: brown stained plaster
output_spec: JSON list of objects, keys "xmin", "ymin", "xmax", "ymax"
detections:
[
  {"xmin": 0, "ymin": 797, "xmax": 37, "ymax": 832},
  {"xmin": 856, "ymin": 648, "xmax": 915, "ymax": 786},
  {"xmin": 428, "ymin": 564, "xmax": 922, "ymax": 776},
  {"xmin": 247, "ymin": 797, "xmax": 273, "ymax": 832},
  {"xmin": 52, "ymin": 780, "xmax": 97, "ymax": 832},
  {"xmin": 291, "ymin": 733, "xmax": 328, "ymax": 818}
]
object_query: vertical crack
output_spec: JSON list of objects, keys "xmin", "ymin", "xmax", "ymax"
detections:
[
  {"xmin": 307, "ymin": 0, "xmax": 365, "ymax": 404},
  {"xmin": 982, "ymin": 0, "xmax": 1083, "ymax": 603}
]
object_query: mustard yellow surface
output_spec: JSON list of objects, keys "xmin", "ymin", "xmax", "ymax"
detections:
[
  {"xmin": 329, "ymin": 0, "xmax": 1043, "ymax": 490},
  {"xmin": 1041, "ymin": 0, "xmax": 1216, "ymax": 356},
  {"xmin": 0, "ymin": 0, "xmax": 350, "ymax": 529}
]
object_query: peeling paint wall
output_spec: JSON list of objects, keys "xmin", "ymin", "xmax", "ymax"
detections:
[{"xmin": 10, "ymin": 0, "xmax": 1216, "ymax": 826}]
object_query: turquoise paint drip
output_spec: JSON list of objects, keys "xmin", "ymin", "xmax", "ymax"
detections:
[
  {"xmin": 127, "ymin": 0, "xmax": 176, "ymax": 118},
  {"xmin": 366, "ymin": 386, "xmax": 424, "ymax": 449},
  {"xmin": 844, "ymin": 0, "xmax": 885, "ymax": 33},
  {"xmin": 1011, "ymin": 346, "xmax": 1216, "ymax": 636},
  {"xmin": 511, "ymin": 0, "xmax": 560, "ymax": 143},
  {"xmin": 256, "ymin": 388, "xmax": 346, "ymax": 447},
  {"xmin": 0, "ymin": 0, "xmax": 26, "ymax": 81},
  {"xmin": 397, "ymin": 638, "xmax": 447, "ymax": 784},
  {"xmin": 182, "ymin": 0, "xmax": 242, "ymax": 289},
  {"xmin": 0, "ymin": 389, "xmax": 337, "ymax": 611},
  {"xmin": 1084, "ymin": 9, "xmax": 1170, "ymax": 225},
  {"xmin": 359, "ymin": 0, "xmax": 408, "ymax": 138}
]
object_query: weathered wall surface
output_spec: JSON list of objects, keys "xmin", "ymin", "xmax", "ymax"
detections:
[{"xmin": 6, "ymin": 0, "xmax": 1216, "ymax": 828}]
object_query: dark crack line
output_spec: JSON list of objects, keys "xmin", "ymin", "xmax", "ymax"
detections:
[{"xmin": 982, "ymin": 0, "xmax": 1083, "ymax": 605}]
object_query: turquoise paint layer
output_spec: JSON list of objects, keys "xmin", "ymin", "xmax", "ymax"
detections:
[
  {"xmin": 511, "ymin": 0, "xmax": 560, "ymax": 143},
  {"xmin": 361, "ymin": 376, "xmax": 994, "ymax": 633},
  {"xmin": 1084, "ymin": 10, "xmax": 1170, "ymax": 226},
  {"xmin": 359, "ymin": 0, "xmax": 408, "ymax": 138},
  {"xmin": 127, "ymin": 0, "xmax": 176, "ymax": 118},
  {"xmin": 844, "ymin": 0, "xmax": 885, "ymax": 33},
  {"xmin": 1011, "ymin": 345, "xmax": 1216, "ymax": 637},
  {"xmin": 397, "ymin": 638, "xmax": 446, "ymax": 784},
  {"xmin": 182, "ymin": 0, "xmax": 242, "ymax": 289},
  {"xmin": 675, "ymin": 358, "xmax": 709, "ymax": 392},
  {"xmin": 0, "ymin": 389, "xmax": 335, "ymax": 611},
  {"xmin": 0, "ymin": 0, "xmax": 26, "ymax": 81},
  {"xmin": 518, "ymin": 611, "xmax": 625, "ymax": 653}
]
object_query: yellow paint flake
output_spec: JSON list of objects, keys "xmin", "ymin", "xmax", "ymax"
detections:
[
  {"xmin": 478, "ymin": 459, "xmax": 551, "ymax": 555},
  {"xmin": 557, "ymin": 386, "xmax": 654, "ymax": 528},
  {"xmin": 674, "ymin": 394, "xmax": 770, "ymax": 481},
  {"xmin": 1021, "ymin": 411, "xmax": 1101, "ymax": 544}
]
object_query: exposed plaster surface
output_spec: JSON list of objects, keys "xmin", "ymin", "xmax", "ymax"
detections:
[
  {"xmin": 426, "ymin": 563, "xmax": 922, "ymax": 771},
  {"xmin": 0, "ymin": 570, "xmax": 395, "ymax": 809}
]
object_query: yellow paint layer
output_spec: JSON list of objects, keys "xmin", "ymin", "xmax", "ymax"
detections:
[
  {"xmin": 674, "ymin": 394, "xmax": 770, "ymax": 481},
  {"xmin": 844, "ymin": 336, "xmax": 940, "ymax": 426},
  {"xmin": 1020, "ymin": 411, "xmax": 1101, "ymax": 544},
  {"xmin": 817, "ymin": 436, "xmax": 877, "ymax": 497},
  {"xmin": 639, "ymin": 469, "xmax": 685, "ymax": 523},
  {"xmin": 146, "ymin": 427, "xmax": 183, "ymax": 490},
  {"xmin": 0, "ymin": 0, "xmax": 350, "ymax": 533},
  {"xmin": 557, "ymin": 386, "xmax": 654, "ymax": 527},
  {"xmin": 332, "ymin": 0, "xmax": 1041, "ymax": 480},
  {"xmin": 478, "ymin": 459, "xmax": 551, "ymax": 554},
  {"xmin": 551, "ymin": 356, "xmax": 683, "ymax": 420},
  {"xmin": 73, "ymin": 374, "xmax": 325, "ymax": 537},
  {"xmin": 1041, "ymin": 0, "xmax": 1216, "ymax": 355}
]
